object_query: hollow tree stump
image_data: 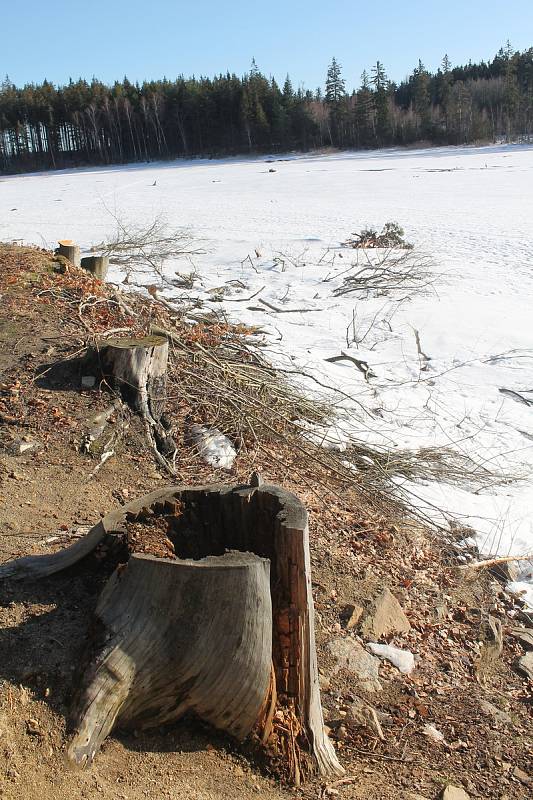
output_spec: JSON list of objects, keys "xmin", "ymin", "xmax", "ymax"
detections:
[
  {"xmin": 0, "ymin": 482, "xmax": 344, "ymax": 784},
  {"xmin": 98, "ymin": 335, "xmax": 169, "ymax": 422}
]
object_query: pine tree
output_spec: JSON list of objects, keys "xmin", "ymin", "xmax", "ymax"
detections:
[
  {"xmin": 282, "ymin": 74, "xmax": 294, "ymax": 104},
  {"xmin": 371, "ymin": 61, "xmax": 391, "ymax": 144},
  {"xmin": 502, "ymin": 41, "xmax": 519, "ymax": 140},
  {"xmin": 413, "ymin": 59, "xmax": 431, "ymax": 136},
  {"xmin": 325, "ymin": 58, "xmax": 346, "ymax": 104}
]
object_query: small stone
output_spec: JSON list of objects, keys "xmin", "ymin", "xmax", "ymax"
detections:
[
  {"xmin": 335, "ymin": 724, "xmax": 348, "ymax": 740},
  {"xmin": 510, "ymin": 627, "xmax": 533, "ymax": 650},
  {"xmin": 9, "ymin": 438, "xmax": 41, "ymax": 456},
  {"xmin": 347, "ymin": 697, "xmax": 384, "ymax": 740},
  {"xmin": 476, "ymin": 615, "xmax": 503, "ymax": 678},
  {"xmin": 81, "ymin": 375, "xmax": 96, "ymax": 389},
  {"xmin": 26, "ymin": 718, "xmax": 42, "ymax": 737},
  {"xmin": 479, "ymin": 699, "xmax": 513, "ymax": 727},
  {"xmin": 341, "ymin": 603, "xmax": 364, "ymax": 630},
  {"xmin": 512, "ymin": 766, "xmax": 531, "ymax": 786},
  {"xmin": 442, "ymin": 786, "xmax": 470, "ymax": 800},
  {"xmin": 517, "ymin": 651, "xmax": 533, "ymax": 681},
  {"xmin": 360, "ymin": 588, "xmax": 410, "ymax": 639},
  {"xmin": 233, "ymin": 765, "xmax": 244, "ymax": 777},
  {"xmin": 319, "ymin": 673, "xmax": 331, "ymax": 692}
]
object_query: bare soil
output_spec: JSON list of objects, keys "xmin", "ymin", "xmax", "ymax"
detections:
[{"xmin": 0, "ymin": 245, "xmax": 531, "ymax": 800}]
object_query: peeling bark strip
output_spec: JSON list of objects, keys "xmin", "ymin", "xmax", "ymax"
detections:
[
  {"xmin": 0, "ymin": 482, "xmax": 343, "ymax": 783},
  {"xmin": 68, "ymin": 551, "xmax": 273, "ymax": 767}
]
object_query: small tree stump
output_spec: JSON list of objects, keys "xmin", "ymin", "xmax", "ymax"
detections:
[
  {"xmin": 0, "ymin": 482, "xmax": 344, "ymax": 784},
  {"xmin": 57, "ymin": 240, "xmax": 81, "ymax": 267},
  {"xmin": 81, "ymin": 255, "xmax": 109, "ymax": 280},
  {"xmin": 98, "ymin": 335, "xmax": 169, "ymax": 422}
]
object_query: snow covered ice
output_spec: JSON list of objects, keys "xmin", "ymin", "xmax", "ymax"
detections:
[{"xmin": 2, "ymin": 143, "xmax": 533, "ymax": 604}]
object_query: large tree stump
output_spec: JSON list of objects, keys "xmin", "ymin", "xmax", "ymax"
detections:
[
  {"xmin": 0, "ymin": 482, "xmax": 344, "ymax": 783},
  {"xmin": 68, "ymin": 551, "xmax": 272, "ymax": 767}
]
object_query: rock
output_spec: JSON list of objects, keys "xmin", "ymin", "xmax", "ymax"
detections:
[
  {"xmin": 442, "ymin": 786, "xmax": 470, "ymax": 800},
  {"xmin": 422, "ymin": 723, "xmax": 446, "ymax": 745},
  {"xmin": 318, "ymin": 673, "xmax": 331, "ymax": 692},
  {"xmin": 328, "ymin": 638, "xmax": 382, "ymax": 691},
  {"xmin": 9, "ymin": 438, "xmax": 41, "ymax": 456},
  {"xmin": 476, "ymin": 615, "xmax": 503, "ymax": 679},
  {"xmin": 335, "ymin": 724, "xmax": 348, "ymax": 740},
  {"xmin": 512, "ymin": 766, "xmax": 531, "ymax": 786},
  {"xmin": 517, "ymin": 651, "xmax": 533, "ymax": 680},
  {"xmin": 347, "ymin": 697, "xmax": 384, "ymax": 740},
  {"xmin": 491, "ymin": 560, "xmax": 519, "ymax": 581},
  {"xmin": 360, "ymin": 588, "xmax": 410, "ymax": 639},
  {"xmin": 341, "ymin": 603, "xmax": 364, "ymax": 630},
  {"xmin": 479, "ymin": 699, "xmax": 513, "ymax": 727},
  {"xmin": 510, "ymin": 626, "xmax": 533, "ymax": 650},
  {"xmin": 81, "ymin": 375, "xmax": 97, "ymax": 389},
  {"xmin": 26, "ymin": 718, "xmax": 42, "ymax": 737}
]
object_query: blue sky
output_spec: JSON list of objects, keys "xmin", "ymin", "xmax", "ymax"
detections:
[{"xmin": 3, "ymin": 0, "xmax": 532, "ymax": 90}]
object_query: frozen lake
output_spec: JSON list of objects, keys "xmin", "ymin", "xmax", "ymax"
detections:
[{"xmin": 2, "ymin": 143, "xmax": 533, "ymax": 602}]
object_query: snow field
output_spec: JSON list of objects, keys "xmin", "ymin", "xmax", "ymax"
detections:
[{"xmin": 2, "ymin": 143, "xmax": 533, "ymax": 603}]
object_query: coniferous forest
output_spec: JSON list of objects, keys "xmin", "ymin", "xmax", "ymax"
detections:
[{"xmin": 1, "ymin": 44, "xmax": 532, "ymax": 173}]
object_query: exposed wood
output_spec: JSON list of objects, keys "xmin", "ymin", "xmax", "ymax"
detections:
[
  {"xmin": 0, "ymin": 482, "xmax": 343, "ymax": 783},
  {"xmin": 97, "ymin": 335, "xmax": 169, "ymax": 422},
  {"xmin": 67, "ymin": 551, "xmax": 272, "ymax": 768},
  {"xmin": 324, "ymin": 351, "xmax": 375, "ymax": 380},
  {"xmin": 57, "ymin": 241, "xmax": 81, "ymax": 267},
  {"xmin": 459, "ymin": 552, "xmax": 533, "ymax": 570},
  {"xmin": 81, "ymin": 255, "xmax": 109, "ymax": 280}
]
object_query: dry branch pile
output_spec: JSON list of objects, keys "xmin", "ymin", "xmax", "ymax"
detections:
[
  {"xmin": 342, "ymin": 222, "xmax": 413, "ymax": 250},
  {"xmin": 92, "ymin": 212, "xmax": 204, "ymax": 281},
  {"xmin": 333, "ymin": 248, "xmax": 434, "ymax": 298}
]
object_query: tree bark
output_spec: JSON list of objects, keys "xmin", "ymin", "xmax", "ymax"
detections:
[
  {"xmin": 97, "ymin": 335, "xmax": 168, "ymax": 422},
  {"xmin": 81, "ymin": 255, "xmax": 109, "ymax": 280},
  {"xmin": 68, "ymin": 551, "xmax": 272, "ymax": 768},
  {"xmin": 57, "ymin": 240, "xmax": 81, "ymax": 267}
]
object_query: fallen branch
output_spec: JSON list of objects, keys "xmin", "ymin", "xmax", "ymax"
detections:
[
  {"xmin": 248, "ymin": 298, "xmax": 314, "ymax": 314},
  {"xmin": 324, "ymin": 352, "xmax": 375, "ymax": 380},
  {"xmin": 459, "ymin": 553, "xmax": 533, "ymax": 571}
]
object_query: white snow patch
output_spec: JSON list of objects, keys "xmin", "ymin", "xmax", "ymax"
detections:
[
  {"xmin": 187, "ymin": 424, "xmax": 236, "ymax": 470},
  {"xmin": 367, "ymin": 643, "xmax": 416, "ymax": 674}
]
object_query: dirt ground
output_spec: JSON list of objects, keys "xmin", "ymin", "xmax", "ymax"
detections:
[{"xmin": 0, "ymin": 245, "xmax": 531, "ymax": 800}]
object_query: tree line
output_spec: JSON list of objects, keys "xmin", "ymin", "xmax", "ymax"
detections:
[{"xmin": 1, "ymin": 44, "xmax": 532, "ymax": 173}]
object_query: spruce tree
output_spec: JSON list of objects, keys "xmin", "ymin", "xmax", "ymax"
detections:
[
  {"xmin": 325, "ymin": 58, "xmax": 346, "ymax": 104},
  {"xmin": 371, "ymin": 61, "xmax": 391, "ymax": 144}
]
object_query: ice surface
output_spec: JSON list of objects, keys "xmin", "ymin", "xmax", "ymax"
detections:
[{"xmin": 2, "ymin": 143, "xmax": 532, "ymax": 602}]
